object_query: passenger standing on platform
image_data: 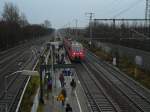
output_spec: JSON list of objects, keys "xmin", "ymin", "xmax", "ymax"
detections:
[
  {"xmin": 57, "ymin": 90, "xmax": 65, "ymax": 106},
  {"xmin": 56, "ymin": 53, "xmax": 59, "ymax": 64},
  {"xmin": 61, "ymin": 87, "xmax": 67, "ymax": 106},
  {"xmin": 65, "ymin": 103, "xmax": 72, "ymax": 112},
  {"xmin": 60, "ymin": 53, "xmax": 65, "ymax": 64},
  {"xmin": 48, "ymin": 79, "xmax": 52, "ymax": 91},
  {"xmin": 65, "ymin": 49, "xmax": 67, "ymax": 57},
  {"xmin": 59, "ymin": 72, "xmax": 65, "ymax": 87},
  {"xmin": 70, "ymin": 78, "xmax": 76, "ymax": 93}
]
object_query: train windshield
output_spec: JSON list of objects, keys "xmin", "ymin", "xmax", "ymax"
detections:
[{"xmin": 72, "ymin": 46, "xmax": 83, "ymax": 52}]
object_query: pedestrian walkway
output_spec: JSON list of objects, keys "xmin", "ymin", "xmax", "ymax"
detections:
[{"xmin": 43, "ymin": 48, "xmax": 89, "ymax": 112}]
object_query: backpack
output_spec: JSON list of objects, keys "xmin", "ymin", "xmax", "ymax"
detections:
[
  {"xmin": 73, "ymin": 81, "xmax": 76, "ymax": 88},
  {"xmin": 66, "ymin": 104, "xmax": 72, "ymax": 112},
  {"xmin": 70, "ymin": 80, "xmax": 76, "ymax": 88},
  {"xmin": 66, "ymin": 107, "xmax": 72, "ymax": 112}
]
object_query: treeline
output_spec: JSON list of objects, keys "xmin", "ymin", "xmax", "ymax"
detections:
[
  {"xmin": 64, "ymin": 21, "xmax": 150, "ymax": 51},
  {"xmin": 85, "ymin": 21, "xmax": 150, "ymax": 51},
  {"xmin": 59, "ymin": 28, "xmax": 85, "ymax": 39},
  {"xmin": 0, "ymin": 2, "xmax": 54, "ymax": 51}
]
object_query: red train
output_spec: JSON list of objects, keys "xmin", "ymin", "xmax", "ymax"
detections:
[{"xmin": 64, "ymin": 38, "xmax": 85, "ymax": 61}]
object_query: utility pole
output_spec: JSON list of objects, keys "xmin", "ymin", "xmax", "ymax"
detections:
[
  {"xmin": 145, "ymin": 0, "xmax": 150, "ymax": 37},
  {"xmin": 75, "ymin": 19, "xmax": 78, "ymax": 39},
  {"xmin": 85, "ymin": 12, "xmax": 95, "ymax": 46},
  {"xmin": 68, "ymin": 22, "xmax": 71, "ymax": 37},
  {"xmin": 145, "ymin": 0, "xmax": 150, "ymax": 25}
]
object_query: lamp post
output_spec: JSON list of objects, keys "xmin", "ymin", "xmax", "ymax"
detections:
[{"xmin": 4, "ymin": 70, "xmax": 39, "ymax": 112}]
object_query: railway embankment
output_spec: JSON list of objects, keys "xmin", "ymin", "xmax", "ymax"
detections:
[{"xmin": 82, "ymin": 41, "xmax": 150, "ymax": 90}]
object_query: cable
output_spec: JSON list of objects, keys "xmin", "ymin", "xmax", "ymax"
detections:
[
  {"xmin": 103, "ymin": 0, "xmax": 123, "ymax": 18},
  {"xmin": 106, "ymin": 0, "xmax": 122, "ymax": 8},
  {"xmin": 113, "ymin": 0, "xmax": 142, "ymax": 18},
  {"xmin": 112, "ymin": 0, "xmax": 143, "ymax": 18}
]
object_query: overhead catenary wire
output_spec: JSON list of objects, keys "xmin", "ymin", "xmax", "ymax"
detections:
[
  {"xmin": 105, "ymin": 0, "xmax": 124, "ymax": 17},
  {"xmin": 112, "ymin": 0, "xmax": 143, "ymax": 18}
]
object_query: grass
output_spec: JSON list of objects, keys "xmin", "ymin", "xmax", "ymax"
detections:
[
  {"xmin": 37, "ymin": 103, "xmax": 44, "ymax": 112},
  {"xmin": 111, "ymin": 54, "xmax": 150, "ymax": 89},
  {"xmin": 89, "ymin": 46, "xmax": 113, "ymax": 63},
  {"xmin": 82, "ymin": 41, "xmax": 150, "ymax": 90},
  {"xmin": 20, "ymin": 76, "xmax": 40, "ymax": 112}
]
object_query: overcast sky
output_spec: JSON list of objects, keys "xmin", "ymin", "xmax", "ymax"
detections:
[{"xmin": 0, "ymin": 0, "xmax": 145, "ymax": 28}]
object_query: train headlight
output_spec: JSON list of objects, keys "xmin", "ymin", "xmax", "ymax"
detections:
[{"xmin": 79, "ymin": 52, "xmax": 83, "ymax": 55}]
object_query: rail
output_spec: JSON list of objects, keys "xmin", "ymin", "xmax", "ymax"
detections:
[
  {"xmin": 87, "ymin": 51, "xmax": 150, "ymax": 112},
  {"xmin": 75, "ymin": 63, "xmax": 118, "ymax": 112}
]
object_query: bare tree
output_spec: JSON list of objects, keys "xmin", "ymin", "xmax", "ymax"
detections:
[
  {"xmin": 2, "ymin": 2, "xmax": 20, "ymax": 23},
  {"xmin": 44, "ymin": 20, "xmax": 51, "ymax": 28},
  {"xmin": 0, "ymin": 2, "xmax": 54, "ymax": 51},
  {"xmin": 20, "ymin": 13, "xmax": 29, "ymax": 27}
]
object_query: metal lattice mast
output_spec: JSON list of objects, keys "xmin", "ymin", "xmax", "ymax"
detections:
[
  {"xmin": 147, "ymin": 0, "xmax": 150, "ymax": 19},
  {"xmin": 85, "ymin": 12, "xmax": 95, "ymax": 45},
  {"xmin": 145, "ymin": 0, "xmax": 150, "ymax": 25},
  {"xmin": 145, "ymin": 0, "xmax": 148, "ymax": 19}
]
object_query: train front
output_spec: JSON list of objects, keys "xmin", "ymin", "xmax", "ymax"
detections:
[{"xmin": 70, "ymin": 43, "xmax": 85, "ymax": 61}]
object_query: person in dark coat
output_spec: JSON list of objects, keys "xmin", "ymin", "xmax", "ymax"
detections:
[
  {"xmin": 59, "ymin": 72, "xmax": 65, "ymax": 87},
  {"xmin": 65, "ymin": 103, "xmax": 72, "ymax": 112},
  {"xmin": 48, "ymin": 79, "xmax": 52, "ymax": 91},
  {"xmin": 60, "ymin": 53, "xmax": 65, "ymax": 64},
  {"xmin": 70, "ymin": 78, "xmax": 76, "ymax": 91}
]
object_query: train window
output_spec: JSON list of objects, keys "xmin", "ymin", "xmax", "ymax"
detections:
[{"xmin": 72, "ymin": 46, "xmax": 82, "ymax": 51}]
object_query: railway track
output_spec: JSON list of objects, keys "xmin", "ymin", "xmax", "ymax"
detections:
[
  {"xmin": 0, "ymin": 49, "xmax": 29, "ymax": 74},
  {"xmin": 0, "ymin": 43, "xmax": 31, "ymax": 75},
  {"xmin": 86, "ymin": 51, "xmax": 150, "ymax": 112},
  {"xmin": 0, "ymin": 51, "xmax": 35, "ymax": 112},
  {"xmin": 0, "ymin": 49, "xmax": 31, "ymax": 97},
  {"xmin": 7, "ymin": 50, "xmax": 41, "ymax": 112},
  {"xmin": 75, "ymin": 63, "xmax": 119, "ymax": 112},
  {"xmin": 0, "ymin": 43, "xmax": 31, "ymax": 61},
  {"xmin": 7, "ymin": 51, "xmax": 34, "ymax": 91},
  {"xmin": 88, "ymin": 50, "xmax": 150, "ymax": 100},
  {"xmin": 0, "ymin": 45, "xmax": 23, "ymax": 60},
  {"xmin": 0, "ymin": 36, "xmax": 51, "ymax": 112}
]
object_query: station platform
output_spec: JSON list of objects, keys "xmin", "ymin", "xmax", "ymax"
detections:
[{"xmin": 42, "ymin": 51, "xmax": 89, "ymax": 112}]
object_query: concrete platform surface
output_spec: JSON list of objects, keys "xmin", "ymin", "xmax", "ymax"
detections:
[{"xmin": 43, "ymin": 51, "xmax": 89, "ymax": 112}]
